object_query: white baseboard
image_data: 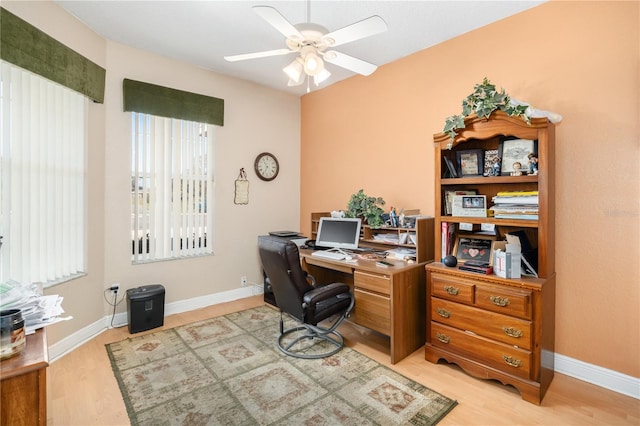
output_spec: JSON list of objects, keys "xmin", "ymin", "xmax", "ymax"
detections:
[
  {"xmin": 554, "ymin": 353, "xmax": 639, "ymax": 399},
  {"xmin": 49, "ymin": 286, "xmax": 254, "ymax": 361},
  {"xmin": 49, "ymin": 287, "xmax": 639, "ymax": 401}
]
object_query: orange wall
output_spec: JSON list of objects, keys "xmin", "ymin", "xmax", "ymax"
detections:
[{"xmin": 301, "ymin": 1, "xmax": 639, "ymax": 377}]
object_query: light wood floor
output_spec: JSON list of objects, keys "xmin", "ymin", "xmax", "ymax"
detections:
[{"xmin": 47, "ymin": 296, "xmax": 639, "ymax": 425}]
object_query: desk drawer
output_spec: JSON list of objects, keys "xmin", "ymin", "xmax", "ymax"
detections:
[
  {"xmin": 431, "ymin": 322, "xmax": 531, "ymax": 380},
  {"xmin": 353, "ymin": 288, "xmax": 390, "ymax": 335},
  {"xmin": 431, "ymin": 297, "xmax": 532, "ymax": 350},
  {"xmin": 354, "ymin": 270, "xmax": 390, "ymax": 296},
  {"xmin": 430, "ymin": 273, "xmax": 474, "ymax": 304}
]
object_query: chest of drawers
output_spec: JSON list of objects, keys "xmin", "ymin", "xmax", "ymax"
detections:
[{"xmin": 425, "ymin": 263, "xmax": 555, "ymax": 405}]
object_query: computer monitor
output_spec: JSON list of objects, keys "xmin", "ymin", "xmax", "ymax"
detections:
[{"xmin": 315, "ymin": 217, "xmax": 362, "ymax": 250}]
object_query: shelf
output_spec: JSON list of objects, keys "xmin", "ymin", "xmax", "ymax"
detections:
[
  {"xmin": 440, "ymin": 216, "xmax": 538, "ymax": 228},
  {"xmin": 441, "ymin": 175, "xmax": 538, "ymax": 185}
]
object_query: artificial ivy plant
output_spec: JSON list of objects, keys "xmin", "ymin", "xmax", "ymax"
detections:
[
  {"xmin": 442, "ymin": 78, "xmax": 530, "ymax": 143},
  {"xmin": 346, "ymin": 189, "xmax": 386, "ymax": 228}
]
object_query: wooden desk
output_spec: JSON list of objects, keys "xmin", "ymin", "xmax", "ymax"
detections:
[
  {"xmin": 300, "ymin": 249, "xmax": 426, "ymax": 364},
  {"xmin": 1, "ymin": 328, "xmax": 48, "ymax": 426}
]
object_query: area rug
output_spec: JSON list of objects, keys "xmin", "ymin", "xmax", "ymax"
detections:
[{"xmin": 106, "ymin": 305, "xmax": 457, "ymax": 425}]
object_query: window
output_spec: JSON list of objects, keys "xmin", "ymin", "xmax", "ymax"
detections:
[
  {"xmin": 0, "ymin": 61, "xmax": 87, "ymax": 287},
  {"xmin": 131, "ymin": 113, "xmax": 214, "ymax": 263}
]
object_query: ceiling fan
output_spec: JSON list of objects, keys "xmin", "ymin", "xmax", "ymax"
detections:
[{"xmin": 224, "ymin": 5, "xmax": 387, "ymax": 89}]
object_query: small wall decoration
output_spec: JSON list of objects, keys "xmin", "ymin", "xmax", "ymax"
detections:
[{"xmin": 234, "ymin": 168, "xmax": 249, "ymax": 205}]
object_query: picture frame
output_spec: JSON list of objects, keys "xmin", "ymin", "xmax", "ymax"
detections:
[
  {"xmin": 456, "ymin": 149, "xmax": 483, "ymax": 177},
  {"xmin": 451, "ymin": 195, "xmax": 487, "ymax": 217},
  {"xmin": 498, "ymin": 138, "xmax": 537, "ymax": 176},
  {"xmin": 483, "ymin": 149, "xmax": 500, "ymax": 176},
  {"xmin": 443, "ymin": 189, "xmax": 476, "ymax": 215},
  {"xmin": 442, "ymin": 156, "xmax": 458, "ymax": 178},
  {"xmin": 452, "ymin": 234, "xmax": 496, "ymax": 265}
]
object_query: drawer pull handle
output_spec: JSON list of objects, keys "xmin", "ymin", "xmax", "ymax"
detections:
[
  {"xmin": 502, "ymin": 355, "xmax": 522, "ymax": 368},
  {"xmin": 490, "ymin": 295, "xmax": 510, "ymax": 307},
  {"xmin": 502, "ymin": 326, "xmax": 523, "ymax": 338},
  {"xmin": 444, "ymin": 285, "xmax": 459, "ymax": 295},
  {"xmin": 437, "ymin": 308, "xmax": 451, "ymax": 318},
  {"xmin": 436, "ymin": 333, "xmax": 451, "ymax": 344}
]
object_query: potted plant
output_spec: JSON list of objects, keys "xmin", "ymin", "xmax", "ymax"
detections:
[
  {"xmin": 442, "ymin": 78, "xmax": 530, "ymax": 144},
  {"xmin": 346, "ymin": 189, "xmax": 386, "ymax": 228}
]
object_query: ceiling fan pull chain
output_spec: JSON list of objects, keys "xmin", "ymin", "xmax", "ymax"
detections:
[{"xmin": 307, "ymin": 0, "xmax": 311, "ymax": 23}]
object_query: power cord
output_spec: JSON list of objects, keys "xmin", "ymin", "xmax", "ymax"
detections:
[{"xmin": 103, "ymin": 287, "xmax": 127, "ymax": 328}]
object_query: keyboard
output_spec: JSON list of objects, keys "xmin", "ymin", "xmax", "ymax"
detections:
[{"xmin": 310, "ymin": 250, "xmax": 346, "ymax": 260}]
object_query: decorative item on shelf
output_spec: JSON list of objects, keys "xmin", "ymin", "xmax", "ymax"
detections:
[
  {"xmin": 528, "ymin": 153, "xmax": 539, "ymax": 175},
  {"xmin": 441, "ymin": 77, "xmax": 530, "ymax": 147},
  {"xmin": 498, "ymin": 138, "xmax": 537, "ymax": 176},
  {"xmin": 345, "ymin": 189, "xmax": 386, "ymax": 228},
  {"xmin": 483, "ymin": 149, "xmax": 501, "ymax": 176},
  {"xmin": 443, "ymin": 255, "xmax": 457, "ymax": 267}
]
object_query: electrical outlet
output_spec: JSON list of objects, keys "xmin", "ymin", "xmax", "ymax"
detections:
[
  {"xmin": 110, "ymin": 283, "xmax": 120, "ymax": 294},
  {"xmin": 240, "ymin": 276, "xmax": 248, "ymax": 287}
]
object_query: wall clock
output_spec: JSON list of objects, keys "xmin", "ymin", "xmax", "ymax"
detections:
[{"xmin": 254, "ymin": 152, "xmax": 279, "ymax": 181}]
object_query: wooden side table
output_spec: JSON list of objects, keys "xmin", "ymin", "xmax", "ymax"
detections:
[{"xmin": 1, "ymin": 328, "xmax": 48, "ymax": 426}]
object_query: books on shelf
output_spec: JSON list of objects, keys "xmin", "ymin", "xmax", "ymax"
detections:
[
  {"xmin": 491, "ymin": 190, "xmax": 539, "ymax": 220},
  {"xmin": 441, "ymin": 222, "xmax": 457, "ymax": 261}
]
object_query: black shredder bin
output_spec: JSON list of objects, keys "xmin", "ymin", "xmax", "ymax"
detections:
[{"xmin": 126, "ymin": 285, "xmax": 165, "ymax": 333}]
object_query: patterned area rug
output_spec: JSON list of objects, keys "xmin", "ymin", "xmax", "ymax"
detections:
[{"xmin": 106, "ymin": 305, "xmax": 457, "ymax": 425}]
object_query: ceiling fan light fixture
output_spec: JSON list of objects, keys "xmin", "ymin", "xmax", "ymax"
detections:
[
  {"xmin": 283, "ymin": 58, "xmax": 304, "ymax": 84},
  {"xmin": 303, "ymin": 52, "xmax": 324, "ymax": 76},
  {"xmin": 314, "ymin": 68, "xmax": 331, "ymax": 86}
]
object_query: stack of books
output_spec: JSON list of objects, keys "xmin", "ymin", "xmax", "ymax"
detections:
[
  {"xmin": 458, "ymin": 260, "xmax": 493, "ymax": 275},
  {"xmin": 490, "ymin": 190, "xmax": 539, "ymax": 220}
]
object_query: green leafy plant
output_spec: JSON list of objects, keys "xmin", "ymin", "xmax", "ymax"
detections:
[
  {"xmin": 346, "ymin": 189, "xmax": 386, "ymax": 228},
  {"xmin": 443, "ymin": 77, "xmax": 530, "ymax": 142}
]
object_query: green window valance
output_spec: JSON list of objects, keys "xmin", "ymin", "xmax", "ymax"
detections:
[
  {"xmin": 123, "ymin": 79, "xmax": 224, "ymax": 126},
  {"xmin": 0, "ymin": 7, "xmax": 106, "ymax": 103}
]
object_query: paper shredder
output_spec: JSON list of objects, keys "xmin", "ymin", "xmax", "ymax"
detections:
[{"xmin": 126, "ymin": 285, "xmax": 165, "ymax": 333}]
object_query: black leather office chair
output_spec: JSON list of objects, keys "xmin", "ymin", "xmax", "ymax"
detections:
[{"xmin": 258, "ymin": 235, "xmax": 354, "ymax": 359}]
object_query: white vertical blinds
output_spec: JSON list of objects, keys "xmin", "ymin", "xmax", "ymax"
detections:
[
  {"xmin": 0, "ymin": 61, "xmax": 86, "ymax": 286},
  {"xmin": 131, "ymin": 113, "xmax": 214, "ymax": 262}
]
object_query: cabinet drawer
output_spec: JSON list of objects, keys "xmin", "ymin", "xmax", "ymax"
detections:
[
  {"xmin": 353, "ymin": 288, "xmax": 390, "ymax": 335},
  {"xmin": 431, "ymin": 298, "xmax": 532, "ymax": 350},
  {"xmin": 430, "ymin": 273, "xmax": 474, "ymax": 304},
  {"xmin": 475, "ymin": 283, "xmax": 532, "ymax": 319},
  {"xmin": 430, "ymin": 322, "xmax": 532, "ymax": 380},
  {"xmin": 354, "ymin": 270, "xmax": 390, "ymax": 296}
]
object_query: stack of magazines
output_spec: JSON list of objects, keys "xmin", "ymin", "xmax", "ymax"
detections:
[{"xmin": 490, "ymin": 190, "xmax": 538, "ymax": 220}]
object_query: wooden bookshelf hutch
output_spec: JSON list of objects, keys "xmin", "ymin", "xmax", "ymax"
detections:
[{"xmin": 426, "ymin": 111, "xmax": 556, "ymax": 404}]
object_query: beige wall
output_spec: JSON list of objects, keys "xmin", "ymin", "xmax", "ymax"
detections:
[
  {"xmin": 4, "ymin": 1, "xmax": 301, "ymax": 344},
  {"xmin": 300, "ymin": 1, "xmax": 639, "ymax": 378}
]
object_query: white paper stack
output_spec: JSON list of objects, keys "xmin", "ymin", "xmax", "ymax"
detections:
[{"xmin": 0, "ymin": 280, "xmax": 72, "ymax": 334}]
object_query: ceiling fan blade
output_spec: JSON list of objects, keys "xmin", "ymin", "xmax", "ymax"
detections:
[
  {"xmin": 324, "ymin": 51, "xmax": 378, "ymax": 76},
  {"xmin": 224, "ymin": 49, "xmax": 293, "ymax": 62},
  {"xmin": 253, "ymin": 6, "xmax": 303, "ymax": 39},
  {"xmin": 322, "ymin": 16, "xmax": 387, "ymax": 48}
]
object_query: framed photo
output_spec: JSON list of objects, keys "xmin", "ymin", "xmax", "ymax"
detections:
[
  {"xmin": 456, "ymin": 149, "xmax": 483, "ymax": 177},
  {"xmin": 442, "ymin": 156, "xmax": 458, "ymax": 178},
  {"xmin": 451, "ymin": 195, "xmax": 487, "ymax": 217},
  {"xmin": 452, "ymin": 234, "xmax": 496, "ymax": 264},
  {"xmin": 498, "ymin": 138, "xmax": 537, "ymax": 176},
  {"xmin": 444, "ymin": 189, "xmax": 476, "ymax": 215},
  {"xmin": 483, "ymin": 149, "xmax": 500, "ymax": 176}
]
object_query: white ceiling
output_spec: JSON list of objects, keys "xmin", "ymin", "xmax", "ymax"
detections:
[{"xmin": 55, "ymin": 1, "xmax": 544, "ymax": 96}]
